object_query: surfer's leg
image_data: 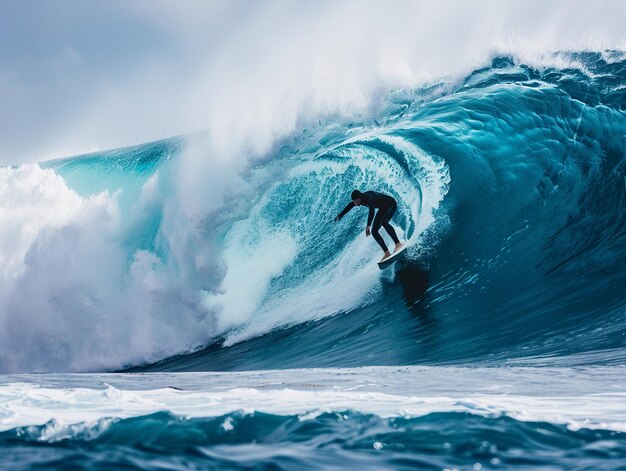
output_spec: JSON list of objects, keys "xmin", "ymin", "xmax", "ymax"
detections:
[
  {"xmin": 382, "ymin": 220, "xmax": 400, "ymax": 244},
  {"xmin": 371, "ymin": 211, "xmax": 389, "ymax": 252},
  {"xmin": 382, "ymin": 203, "xmax": 401, "ymax": 246}
]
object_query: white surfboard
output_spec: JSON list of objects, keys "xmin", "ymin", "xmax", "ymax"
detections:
[{"xmin": 377, "ymin": 243, "xmax": 408, "ymax": 269}]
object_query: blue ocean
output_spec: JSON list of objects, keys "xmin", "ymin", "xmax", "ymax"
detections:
[{"xmin": 1, "ymin": 52, "xmax": 625, "ymax": 469}]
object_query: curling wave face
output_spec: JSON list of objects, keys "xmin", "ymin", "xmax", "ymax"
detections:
[{"xmin": 0, "ymin": 52, "xmax": 625, "ymax": 373}]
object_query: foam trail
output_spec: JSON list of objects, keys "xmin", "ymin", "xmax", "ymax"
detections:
[{"xmin": 2, "ymin": 366, "xmax": 626, "ymax": 433}]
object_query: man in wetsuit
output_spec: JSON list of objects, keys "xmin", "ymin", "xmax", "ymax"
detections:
[{"xmin": 334, "ymin": 189, "xmax": 403, "ymax": 262}]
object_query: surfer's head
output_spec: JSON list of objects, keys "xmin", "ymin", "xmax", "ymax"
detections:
[{"xmin": 351, "ymin": 189, "xmax": 363, "ymax": 206}]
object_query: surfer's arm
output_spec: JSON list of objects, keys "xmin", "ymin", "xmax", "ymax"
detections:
[
  {"xmin": 334, "ymin": 202, "xmax": 355, "ymax": 222},
  {"xmin": 367, "ymin": 206, "xmax": 375, "ymax": 227}
]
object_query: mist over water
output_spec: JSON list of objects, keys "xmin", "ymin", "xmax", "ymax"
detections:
[{"xmin": 2, "ymin": 1, "xmax": 625, "ymax": 164}]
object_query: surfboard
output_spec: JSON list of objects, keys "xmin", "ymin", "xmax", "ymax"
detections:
[{"xmin": 377, "ymin": 243, "xmax": 408, "ymax": 269}]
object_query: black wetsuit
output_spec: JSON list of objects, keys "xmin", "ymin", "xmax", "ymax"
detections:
[{"xmin": 336, "ymin": 191, "xmax": 400, "ymax": 252}]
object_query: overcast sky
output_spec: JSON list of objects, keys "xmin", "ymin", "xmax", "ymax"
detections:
[{"xmin": 1, "ymin": 0, "xmax": 624, "ymax": 165}]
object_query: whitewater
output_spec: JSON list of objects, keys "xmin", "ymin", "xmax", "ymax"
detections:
[{"xmin": 1, "ymin": 2, "xmax": 626, "ymax": 466}]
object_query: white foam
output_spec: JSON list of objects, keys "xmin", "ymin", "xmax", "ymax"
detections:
[
  {"xmin": 0, "ymin": 164, "xmax": 219, "ymax": 373},
  {"xmin": 1, "ymin": 366, "xmax": 625, "ymax": 436},
  {"xmin": 203, "ymin": 224, "xmax": 298, "ymax": 334},
  {"xmin": 0, "ymin": 165, "xmax": 100, "ymax": 287}
]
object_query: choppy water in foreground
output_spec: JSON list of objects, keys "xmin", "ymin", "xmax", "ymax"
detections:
[{"xmin": 2, "ymin": 366, "xmax": 626, "ymax": 470}]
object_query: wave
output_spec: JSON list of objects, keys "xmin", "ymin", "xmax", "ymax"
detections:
[{"xmin": 0, "ymin": 51, "xmax": 624, "ymax": 372}]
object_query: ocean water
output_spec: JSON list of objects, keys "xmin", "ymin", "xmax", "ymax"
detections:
[
  {"xmin": 2, "ymin": 367, "xmax": 626, "ymax": 470},
  {"xmin": 1, "ymin": 52, "xmax": 625, "ymax": 469}
]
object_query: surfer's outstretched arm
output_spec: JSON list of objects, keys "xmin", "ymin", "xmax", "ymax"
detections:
[{"xmin": 334, "ymin": 202, "xmax": 355, "ymax": 222}]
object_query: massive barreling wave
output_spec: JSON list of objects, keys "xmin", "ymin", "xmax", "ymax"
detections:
[{"xmin": 0, "ymin": 51, "xmax": 624, "ymax": 373}]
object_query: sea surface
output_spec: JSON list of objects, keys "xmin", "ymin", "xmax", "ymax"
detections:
[{"xmin": 1, "ymin": 51, "xmax": 625, "ymax": 469}]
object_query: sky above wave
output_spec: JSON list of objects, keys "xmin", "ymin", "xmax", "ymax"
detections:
[{"xmin": 1, "ymin": 0, "xmax": 625, "ymax": 165}]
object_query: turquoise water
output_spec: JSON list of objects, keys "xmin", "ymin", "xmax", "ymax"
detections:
[{"xmin": 130, "ymin": 52, "xmax": 626, "ymax": 371}]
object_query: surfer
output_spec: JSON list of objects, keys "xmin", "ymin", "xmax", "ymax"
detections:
[{"xmin": 334, "ymin": 189, "xmax": 403, "ymax": 262}]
